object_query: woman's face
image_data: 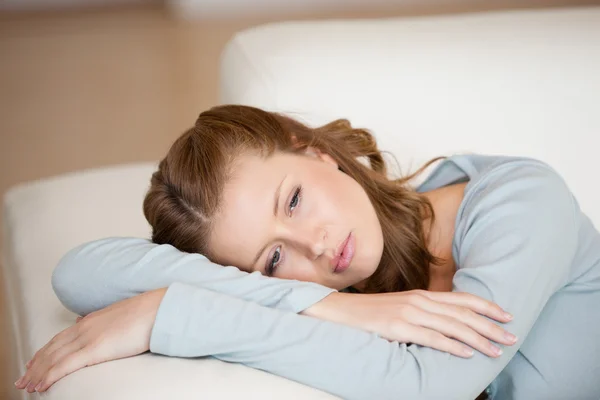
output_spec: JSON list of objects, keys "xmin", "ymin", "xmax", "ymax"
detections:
[{"xmin": 209, "ymin": 149, "xmax": 384, "ymax": 290}]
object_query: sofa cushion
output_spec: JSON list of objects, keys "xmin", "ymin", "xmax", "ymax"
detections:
[{"xmin": 4, "ymin": 6, "xmax": 600, "ymax": 399}]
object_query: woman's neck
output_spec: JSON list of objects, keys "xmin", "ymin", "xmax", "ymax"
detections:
[
  {"xmin": 421, "ymin": 182, "xmax": 468, "ymax": 292},
  {"xmin": 351, "ymin": 182, "xmax": 468, "ymax": 294}
]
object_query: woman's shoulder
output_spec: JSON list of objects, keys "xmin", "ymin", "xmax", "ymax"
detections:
[
  {"xmin": 454, "ymin": 154, "xmax": 578, "ymax": 242},
  {"xmin": 450, "ymin": 155, "xmax": 582, "ymax": 282},
  {"xmin": 450, "ymin": 154, "xmax": 563, "ymax": 183},
  {"xmin": 416, "ymin": 154, "xmax": 563, "ymax": 195},
  {"xmin": 459, "ymin": 154, "xmax": 570, "ymax": 199}
]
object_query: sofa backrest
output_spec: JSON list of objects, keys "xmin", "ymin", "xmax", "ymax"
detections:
[{"xmin": 220, "ymin": 7, "xmax": 600, "ymax": 226}]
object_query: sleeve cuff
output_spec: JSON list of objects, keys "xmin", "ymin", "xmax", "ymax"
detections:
[{"xmin": 281, "ymin": 284, "xmax": 337, "ymax": 313}]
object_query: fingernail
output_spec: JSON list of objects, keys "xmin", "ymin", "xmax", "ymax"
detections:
[
  {"xmin": 491, "ymin": 345, "xmax": 503, "ymax": 356},
  {"xmin": 504, "ymin": 332, "xmax": 518, "ymax": 343},
  {"xmin": 463, "ymin": 347, "xmax": 474, "ymax": 357},
  {"xmin": 26, "ymin": 360, "xmax": 32, "ymax": 368},
  {"xmin": 503, "ymin": 312, "xmax": 513, "ymax": 320},
  {"xmin": 35, "ymin": 382, "xmax": 42, "ymax": 392},
  {"xmin": 14, "ymin": 378, "xmax": 21, "ymax": 386}
]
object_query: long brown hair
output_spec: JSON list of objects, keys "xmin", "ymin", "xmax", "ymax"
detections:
[{"xmin": 143, "ymin": 105, "xmax": 442, "ymax": 293}]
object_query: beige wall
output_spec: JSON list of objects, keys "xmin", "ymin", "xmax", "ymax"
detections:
[
  {"xmin": 0, "ymin": 2, "xmax": 598, "ymax": 398},
  {"xmin": 2, "ymin": 1, "xmax": 598, "ymax": 199}
]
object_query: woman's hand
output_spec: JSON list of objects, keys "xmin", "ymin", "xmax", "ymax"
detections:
[
  {"xmin": 302, "ymin": 290, "xmax": 517, "ymax": 358},
  {"xmin": 14, "ymin": 288, "xmax": 168, "ymax": 393}
]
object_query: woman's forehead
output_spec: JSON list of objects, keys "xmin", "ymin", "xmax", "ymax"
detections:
[
  {"xmin": 210, "ymin": 156, "xmax": 287, "ymax": 270},
  {"xmin": 227, "ymin": 151, "xmax": 304, "ymax": 182}
]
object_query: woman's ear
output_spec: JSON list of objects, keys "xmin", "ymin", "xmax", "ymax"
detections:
[{"xmin": 304, "ymin": 146, "xmax": 339, "ymax": 169}]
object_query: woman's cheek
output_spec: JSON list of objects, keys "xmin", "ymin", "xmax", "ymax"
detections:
[{"xmin": 282, "ymin": 257, "xmax": 318, "ymax": 283}]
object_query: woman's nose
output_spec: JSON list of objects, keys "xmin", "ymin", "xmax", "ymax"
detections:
[{"xmin": 285, "ymin": 225, "xmax": 327, "ymax": 260}]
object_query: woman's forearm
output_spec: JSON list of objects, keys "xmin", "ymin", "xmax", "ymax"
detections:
[
  {"xmin": 150, "ymin": 283, "xmax": 499, "ymax": 400},
  {"xmin": 150, "ymin": 283, "xmax": 418, "ymax": 400},
  {"xmin": 52, "ymin": 237, "xmax": 335, "ymax": 316}
]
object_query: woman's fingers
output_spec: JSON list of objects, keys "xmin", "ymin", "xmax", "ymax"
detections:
[
  {"xmin": 35, "ymin": 340, "xmax": 85, "ymax": 392},
  {"xmin": 401, "ymin": 324, "xmax": 475, "ymax": 358},
  {"xmin": 32, "ymin": 326, "xmax": 78, "ymax": 362},
  {"xmin": 389, "ymin": 303, "xmax": 497, "ymax": 358},
  {"xmin": 36, "ymin": 348, "xmax": 89, "ymax": 392},
  {"xmin": 16, "ymin": 326, "xmax": 80, "ymax": 391},
  {"xmin": 397, "ymin": 293, "xmax": 516, "ymax": 357},
  {"xmin": 16, "ymin": 332, "xmax": 69, "ymax": 389},
  {"xmin": 415, "ymin": 296, "xmax": 518, "ymax": 347},
  {"xmin": 21, "ymin": 340, "xmax": 81, "ymax": 393},
  {"xmin": 446, "ymin": 304, "xmax": 517, "ymax": 346},
  {"xmin": 415, "ymin": 311, "xmax": 504, "ymax": 358},
  {"xmin": 419, "ymin": 290, "xmax": 513, "ymax": 322}
]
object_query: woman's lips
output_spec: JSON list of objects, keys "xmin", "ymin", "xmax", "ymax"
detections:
[{"xmin": 333, "ymin": 232, "xmax": 355, "ymax": 273}]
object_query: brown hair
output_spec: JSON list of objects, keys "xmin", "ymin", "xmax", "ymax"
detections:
[{"xmin": 143, "ymin": 105, "xmax": 442, "ymax": 293}]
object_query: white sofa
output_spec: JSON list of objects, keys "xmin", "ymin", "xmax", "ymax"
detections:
[{"xmin": 3, "ymin": 6, "xmax": 600, "ymax": 399}]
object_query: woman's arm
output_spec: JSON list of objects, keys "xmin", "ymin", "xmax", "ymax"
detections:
[
  {"xmin": 146, "ymin": 162, "xmax": 579, "ymax": 399},
  {"xmin": 52, "ymin": 237, "xmax": 335, "ymax": 316},
  {"xmin": 45, "ymin": 161, "xmax": 578, "ymax": 399}
]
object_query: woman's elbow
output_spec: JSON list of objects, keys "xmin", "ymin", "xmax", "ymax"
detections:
[{"xmin": 51, "ymin": 243, "xmax": 90, "ymax": 315}]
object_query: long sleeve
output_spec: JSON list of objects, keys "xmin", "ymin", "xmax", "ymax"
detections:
[
  {"xmin": 51, "ymin": 238, "xmax": 335, "ymax": 316},
  {"xmin": 148, "ymin": 162, "xmax": 580, "ymax": 400}
]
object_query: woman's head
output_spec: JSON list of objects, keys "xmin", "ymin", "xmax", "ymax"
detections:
[{"xmin": 144, "ymin": 105, "xmax": 438, "ymax": 293}]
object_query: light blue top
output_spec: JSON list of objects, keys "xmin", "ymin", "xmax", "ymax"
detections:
[{"xmin": 52, "ymin": 155, "xmax": 600, "ymax": 400}]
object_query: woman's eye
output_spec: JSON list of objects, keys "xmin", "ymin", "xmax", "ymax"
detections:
[
  {"xmin": 267, "ymin": 246, "xmax": 282, "ymax": 276},
  {"xmin": 289, "ymin": 186, "xmax": 302, "ymax": 214}
]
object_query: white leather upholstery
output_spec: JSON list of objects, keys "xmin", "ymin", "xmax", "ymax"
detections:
[
  {"xmin": 3, "ymin": 7, "xmax": 600, "ymax": 399},
  {"xmin": 221, "ymin": 7, "xmax": 600, "ymax": 225}
]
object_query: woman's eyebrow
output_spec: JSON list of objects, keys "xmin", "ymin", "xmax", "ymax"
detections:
[
  {"xmin": 273, "ymin": 174, "xmax": 287, "ymax": 217},
  {"xmin": 251, "ymin": 174, "xmax": 288, "ymax": 268}
]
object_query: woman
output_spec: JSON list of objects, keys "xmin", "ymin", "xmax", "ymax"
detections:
[{"xmin": 15, "ymin": 105, "xmax": 600, "ymax": 399}]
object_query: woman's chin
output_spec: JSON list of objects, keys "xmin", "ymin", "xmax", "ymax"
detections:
[{"xmin": 349, "ymin": 277, "xmax": 369, "ymax": 293}]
